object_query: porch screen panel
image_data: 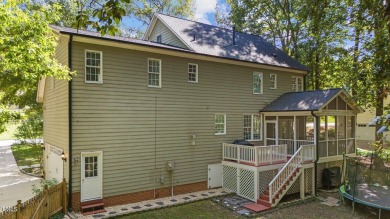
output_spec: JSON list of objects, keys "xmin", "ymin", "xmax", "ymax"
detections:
[
  {"xmin": 346, "ymin": 116, "xmax": 356, "ymax": 153},
  {"xmin": 328, "ymin": 116, "xmax": 337, "ymax": 156},
  {"xmin": 319, "ymin": 116, "xmax": 327, "ymax": 157},
  {"xmin": 305, "ymin": 116, "xmax": 315, "ymax": 141},
  {"xmin": 338, "ymin": 116, "xmax": 346, "ymax": 155}
]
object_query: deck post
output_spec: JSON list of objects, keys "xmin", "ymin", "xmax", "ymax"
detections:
[
  {"xmin": 300, "ymin": 169, "xmax": 305, "ymax": 199},
  {"xmin": 254, "ymin": 170, "xmax": 259, "ymax": 201}
]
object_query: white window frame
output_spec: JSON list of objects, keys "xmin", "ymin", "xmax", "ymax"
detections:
[
  {"xmin": 292, "ymin": 76, "xmax": 304, "ymax": 91},
  {"xmin": 215, "ymin": 114, "xmax": 226, "ymax": 135},
  {"xmin": 85, "ymin": 50, "xmax": 103, "ymax": 84},
  {"xmin": 188, "ymin": 63, "xmax": 198, "ymax": 83},
  {"xmin": 148, "ymin": 58, "xmax": 162, "ymax": 88},
  {"xmin": 243, "ymin": 114, "xmax": 262, "ymax": 141},
  {"xmin": 270, "ymin": 73, "xmax": 277, "ymax": 89},
  {"xmin": 253, "ymin": 72, "xmax": 263, "ymax": 94}
]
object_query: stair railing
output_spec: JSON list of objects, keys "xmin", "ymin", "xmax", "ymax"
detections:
[{"xmin": 268, "ymin": 145, "xmax": 304, "ymax": 204}]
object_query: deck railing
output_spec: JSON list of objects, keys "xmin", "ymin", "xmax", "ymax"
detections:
[
  {"xmin": 222, "ymin": 143, "xmax": 288, "ymax": 166},
  {"xmin": 278, "ymin": 139, "xmax": 314, "ymax": 154},
  {"xmin": 268, "ymin": 144, "xmax": 315, "ymax": 204}
]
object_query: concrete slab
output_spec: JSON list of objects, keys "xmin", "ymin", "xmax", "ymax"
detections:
[{"xmin": 0, "ymin": 141, "xmax": 40, "ymax": 208}]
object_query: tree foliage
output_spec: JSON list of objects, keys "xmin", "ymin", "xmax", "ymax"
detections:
[
  {"xmin": 74, "ymin": 0, "xmax": 194, "ymax": 37},
  {"xmin": 0, "ymin": 1, "xmax": 72, "ymax": 132}
]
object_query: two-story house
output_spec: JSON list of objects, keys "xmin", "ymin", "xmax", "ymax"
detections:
[{"xmin": 37, "ymin": 13, "xmax": 362, "ymax": 214}]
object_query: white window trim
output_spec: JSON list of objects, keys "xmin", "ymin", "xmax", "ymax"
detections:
[
  {"xmin": 85, "ymin": 50, "xmax": 103, "ymax": 84},
  {"xmin": 215, "ymin": 113, "xmax": 226, "ymax": 135},
  {"xmin": 244, "ymin": 114, "xmax": 262, "ymax": 141},
  {"xmin": 270, "ymin": 73, "xmax": 277, "ymax": 89},
  {"xmin": 188, "ymin": 63, "xmax": 198, "ymax": 83},
  {"xmin": 147, "ymin": 58, "xmax": 162, "ymax": 88},
  {"xmin": 253, "ymin": 72, "xmax": 263, "ymax": 94},
  {"xmin": 292, "ymin": 76, "xmax": 304, "ymax": 91}
]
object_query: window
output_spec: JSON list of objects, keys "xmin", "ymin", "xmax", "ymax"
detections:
[
  {"xmin": 188, "ymin": 63, "xmax": 198, "ymax": 83},
  {"xmin": 85, "ymin": 50, "xmax": 103, "ymax": 83},
  {"xmin": 292, "ymin": 76, "xmax": 303, "ymax": 91},
  {"xmin": 157, "ymin": 35, "xmax": 162, "ymax": 43},
  {"xmin": 270, "ymin": 73, "xmax": 277, "ymax": 89},
  {"xmin": 148, "ymin": 58, "xmax": 161, "ymax": 87},
  {"xmin": 253, "ymin": 72, "xmax": 263, "ymax": 94},
  {"xmin": 84, "ymin": 156, "xmax": 98, "ymax": 178},
  {"xmin": 243, "ymin": 114, "xmax": 262, "ymax": 140},
  {"xmin": 215, "ymin": 114, "xmax": 226, "ymax": 135}
]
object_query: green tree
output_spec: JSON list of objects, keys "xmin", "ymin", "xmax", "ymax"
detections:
[
  {"xmin": 0, "ymin": 1, "xmax": 72, "ymax": 132},
  {"xmin": 74, "ymin": 0, "xmax": 194, "ymax": 36}
]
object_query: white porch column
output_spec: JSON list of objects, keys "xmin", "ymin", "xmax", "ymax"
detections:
[
  {"xmin": 300, "ymin": 168, "xmax": 305, "ymax": 199},
  {"xmin": 254, "ymin": 170, "xmax": 259, "ymax": 201},
  {"xmin": 294, "ymin": 116, "xmax": 297, "ymax": 152}
]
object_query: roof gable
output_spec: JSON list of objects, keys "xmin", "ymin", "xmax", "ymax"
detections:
[
  {"xmin": 260, "ymin": 89, "xmax": 363, "ymax": 113},
  {"xmin": 148, "ymin": 18, "xmax": 190, "ymax": 49}
]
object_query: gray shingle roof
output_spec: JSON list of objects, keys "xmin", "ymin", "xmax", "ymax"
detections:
[
  {"xmin": 260, "ymin": 89, "xmax": 343, "ymax": 112},
  {"xmin": 155, "ymin": 13, "xmax": 308, "ymax": 71},
  {"xmin": 50, "ymin": 25, "xmax": 192, "ymax": 52}
]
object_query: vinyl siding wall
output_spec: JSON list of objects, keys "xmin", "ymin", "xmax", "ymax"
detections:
[
  {"xmin": 70, "ymin": 41, "xmax": 303, "ymax": 197},
  {"xmin": 149, "ymin": 20, "xmax": 188, "ymax": 49},
  {"xmin": 43, "ymin": 34, "xmax": 69, "ymax": 180}
]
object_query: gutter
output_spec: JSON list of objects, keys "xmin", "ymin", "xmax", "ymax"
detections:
[
  {"xmin": 311, "ymin": 110, "xmax": 320, "ymax": 196},
  {"xmin": 68, "ymin": 34, "xmax": 73, "ymax": 211},
  {"xmin": 56, "ymin": 30, "xmax": 308, "ymax": 73}
]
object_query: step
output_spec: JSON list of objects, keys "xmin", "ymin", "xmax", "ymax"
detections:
[
  {"xmin": 82, "ymin": 209, "xmax": 106, "ymax": 216},
  {"xmin": 243, "ymin": 203, "xmax": 270, "ymax": 212},
  {"xmin": 260, "ymin": 194, "xmax": 269, "ymax": 201},
  {"xmin": 257, "ymin": 198, "xmax": 272, "ymax": 207},
  {"xmin": 81, "ymin": 202, "xmax": 104, "ymax": 210}
]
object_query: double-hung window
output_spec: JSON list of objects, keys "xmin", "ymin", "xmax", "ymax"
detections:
[
  {"xmin": 253, "ymin": 72, "xmax": 263, "ymax": 94},
  {"xmin": 243, "ymin": 114, "xmax": 262, "ymax": 140},
  {"xmin": 292, "ymin": 76, "xmax": 304, "ymax": 91},
  {"xmin": 270, "ymin": 73, "xmax": 277, "ymax": 89},
  {"xmin": 188, "ymin": 63, "xmax": 198, "ymax": 83},
  {"xmin": 85, "ymin": 50, "xmax": 103, "ymax": 83},
  {"xmin": 215, "ymin": 114, "xmax": 226, "ymax": 135},
  {"xmin": 148, "ymin": 58, "xmax": 161, "ymax": 87}
]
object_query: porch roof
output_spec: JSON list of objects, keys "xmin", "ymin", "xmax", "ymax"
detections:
[{"xmin": 260, "ymin": 88, "xmax": 345, "ymax": 112}]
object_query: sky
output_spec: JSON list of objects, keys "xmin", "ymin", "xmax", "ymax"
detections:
[
  {"xmin": 193, "ymin": 0, "xmax": 218, "ymax": 25},
  {"xmin": 121, "ymin": 0, "xmax": 219, "ymax": 36}
]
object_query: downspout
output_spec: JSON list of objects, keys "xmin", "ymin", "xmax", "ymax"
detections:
[
  {"xmin": 311, "ymin": 110, "xmax": 319, "ymax": 196},
  {"xmin": 303, "ymin": 70, "xmax": 309, "ymax": 91},
  {"xmin": 68, "ymin": 34, "xmax": 73, "ymax": 211}
]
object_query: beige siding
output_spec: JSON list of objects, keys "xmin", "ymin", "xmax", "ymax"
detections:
[
  {"xmin": 356, "ymin": 97, "xmax": 390, "ymax": 141},
  {"xmin": 70, "ymin": 41, "xmax": 303, "ymax": 197},
  {"xmin": 43, "ymin": 34, "xmax": 69, "ymax": 180},
  {"xmin": 149, "ymin": 20, "xmax": 189, "ymax": 49}
]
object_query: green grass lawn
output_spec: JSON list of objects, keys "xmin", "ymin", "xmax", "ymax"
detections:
[
  {"xmin": 112, "ymin": 200, "xmax": 245, "ymax": 219},
  {"xmin": 0, "ymin": 123, "xmax": 19, "ymax": 140},
  {"xmin": 10, "ymin": 144, "xmax": 43, "ymax": 166}
]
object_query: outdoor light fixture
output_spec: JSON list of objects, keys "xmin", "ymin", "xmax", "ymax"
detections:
[{"xmin": 61, "ymin": 151, "xmax": 67, "ymax": 162}]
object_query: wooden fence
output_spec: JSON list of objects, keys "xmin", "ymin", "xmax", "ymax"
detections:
[{"xmin": 0, "ymin": 179, "xmax": 67, "ymax": 219}]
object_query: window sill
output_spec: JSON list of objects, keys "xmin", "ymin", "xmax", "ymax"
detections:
[
  {"xmin": 215, "ymin": 133, "xmax": 226, "ymax": 136},
  {"xmin": 148, "ymin": 85, "xmax": 162, "ymax": 88},
  {"xmin": 85, "ymin": 81, "xmax": 103, "ymax": 84}
]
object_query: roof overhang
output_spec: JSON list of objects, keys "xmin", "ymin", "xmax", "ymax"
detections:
[{"xmin": 62, "ymin": 32, "xmax": 307, "ymax": 74}]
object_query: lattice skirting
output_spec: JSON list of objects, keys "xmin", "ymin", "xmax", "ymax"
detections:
[
  {"xmin": 305, "ymin": 168, "xmax": 314, "ymax": 193},
  {"xmin": 316, "ymin": 160, "xmax": 343, "ymax": 188},
  {"xmin": 239, "ymin": 169, "xmax": 255, "ymax": 201},
  {"xmin": 258, "ymin": 169, "xmax": 278, "ymax": 196},
  {"xmin": 222, "ymin": 165, "xmax": 237, "ymax": 192}
]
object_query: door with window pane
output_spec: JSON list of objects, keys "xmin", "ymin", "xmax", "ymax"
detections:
[
  {"xmin": 81, "ymin": 152, "xmax": 103, "ymax": 201},
  {"xmin": 266, "ymin": 121, "xmax": 277, "ymax": 145}
]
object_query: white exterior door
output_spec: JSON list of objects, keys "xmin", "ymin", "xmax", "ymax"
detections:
[
  {"xmin": 81, "ymin": 152, "xmax": 103, "ymax": 201},
  {"xmin": 46, "ymin": 144, "xmax": 63, "ymax": 182}
]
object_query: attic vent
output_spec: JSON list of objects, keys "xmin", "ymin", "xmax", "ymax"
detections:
[
  {"xmin": 157, "ymin": 35, "xmax": 162, "ymax": 43},
  {"xmin": 232, "ymin": 26, "xmax": 236, "ymax": 45},
  {"xmin": 191, "ymin": 34, "xmax": 196, "ymax": 42}
]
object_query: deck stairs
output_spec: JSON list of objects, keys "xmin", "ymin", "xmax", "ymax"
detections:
[
  {"xmin": 248, "ymin": 146, "xmax": 307, "ymax": 211},
  {"xmin": 80, "ymin": 199, "xmax": 106, "ymax": 215}
]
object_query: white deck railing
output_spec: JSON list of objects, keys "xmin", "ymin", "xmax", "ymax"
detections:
[
  {"xmin": 268, "ymin": 144, "xmax": 315, "ymax": 204},
  {"xmin": 222, "ymin": 143, "xmax": 288, "ymax": 166},
  {"xmin": 278, "ymin": 139, "xmax": 314, "ymax": 154}
]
